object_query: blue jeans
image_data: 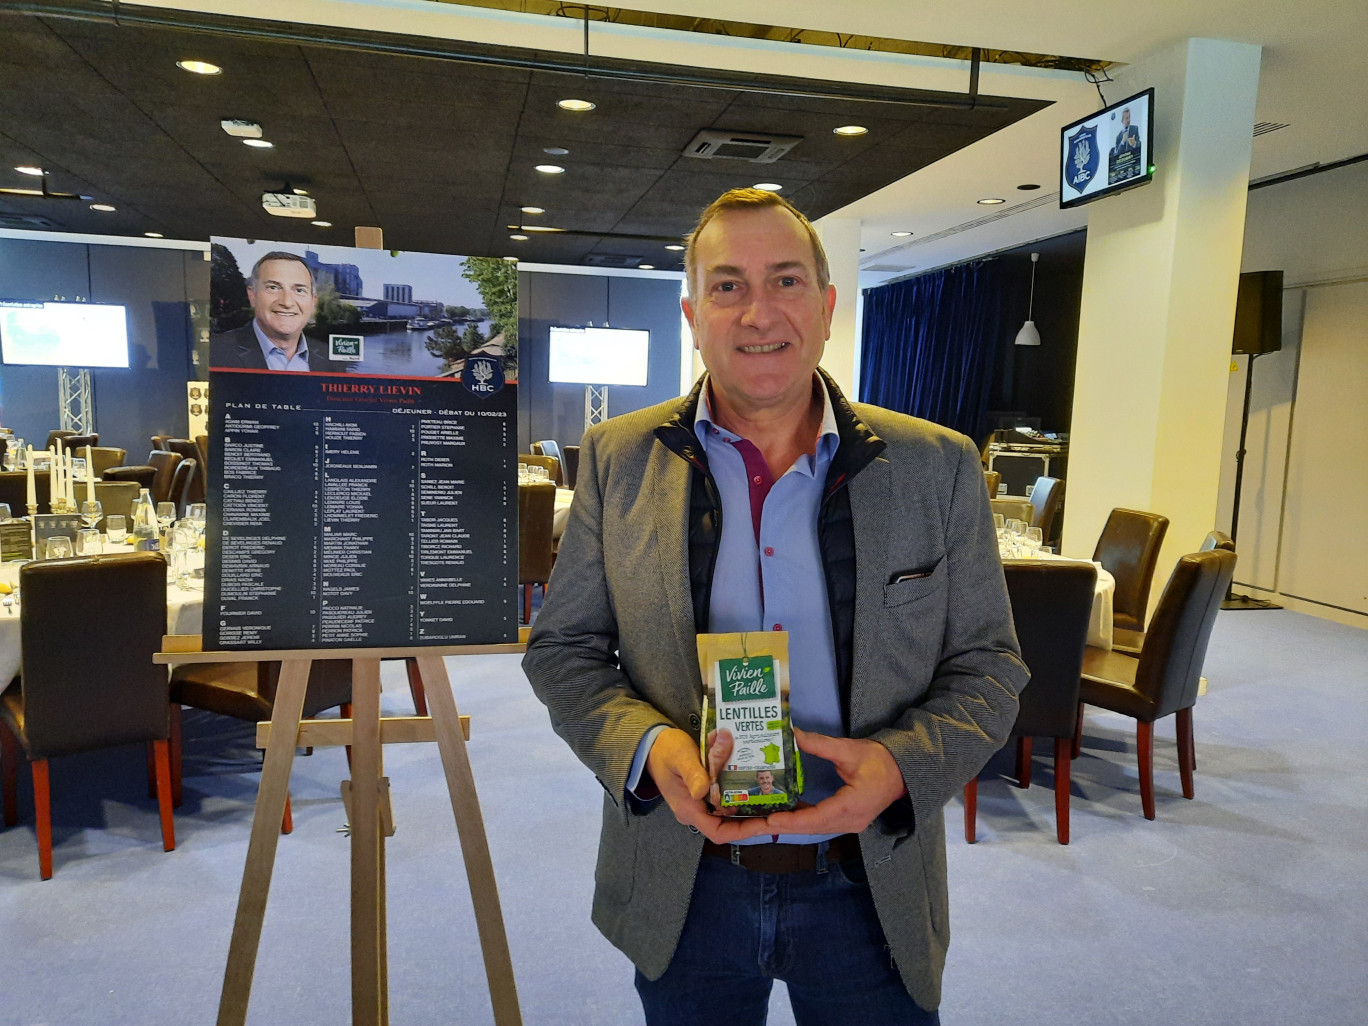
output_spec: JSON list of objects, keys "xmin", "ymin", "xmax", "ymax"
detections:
[{"xmin": 635, "ymin": 849, "xmax": 940, "ymax": 1026}]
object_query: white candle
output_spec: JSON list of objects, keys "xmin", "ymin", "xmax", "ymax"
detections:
[
  {"xmin": 85, "ymin": 445, "xmax": 96, "ymax": 503},
  {"xmin": 49, "ymin": 446, "xmax": 58, "ymax": 505},
  {"xmin": 26, "ymin": 446, "xmax": 36, "ymax": 508},
  {"xmin": 66, "ymin": 452, "xmax": 77, "ymax": 506}
]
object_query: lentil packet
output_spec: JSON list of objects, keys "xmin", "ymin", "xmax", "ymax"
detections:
[{"xmin": 697, "ymin": 630, "xmax": 802, "ymax": 816}]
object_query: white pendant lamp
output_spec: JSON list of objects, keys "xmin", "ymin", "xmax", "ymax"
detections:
[{"xmin": 1014, "ymin": 252, "xmax": 1041, "ymax": 346}]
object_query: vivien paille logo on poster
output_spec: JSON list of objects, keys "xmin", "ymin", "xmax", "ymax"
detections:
[{"xmin": 718, "ymin": 656, "xmax": 776, "ymax": 703}]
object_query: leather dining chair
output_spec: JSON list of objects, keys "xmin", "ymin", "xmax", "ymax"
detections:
[
  {"xmin": 964, "ymin": 561, "xmax": 1095, "ymax": 845},
  {"xmin": 1093, "ymin": 507, "xmax": 1170, "ymax": 654},
  {"xmin": 520, "ymin": 453, "xmax": 561, "ymax": 487},
  {"xmin": 146, "ymin": 450, "xmax": 184, "ymax": 505},
  {"xmin": 0, "ymin": 553, "xmax": 174, "ymax": 879},
  {"xmin": 984, "ymin": 469, "xmax": 1002, "ymax": 500},
  {"xmin": 0, "ymin": 471, "xmax": 51, "ymax": 515},
  {"xmin": 194, "ymin": 434, "xmax": 209, "ymax": 472},
  {"xmin": 61, "ymin": 433, "xmax": 99, "ymax": 452},
  {"xmin": 532, "ymin": 439, "xmax": 563, "ymax": 464},
  {"xmin": 164, "ymin": 438, "xmax": 198, "ymax": 464},
  {"xmin": 168, "ymin": 458, "xmax": 198, "ymax": 516},
  {"xmin": 93, "ymin": 481, "xmax": 139, "ymax": 528},
  {"xmin": 1026, "ymin": 476, "xmax": 1064, "ymax": 544},
  {"xmin": 562, "ymin": 444, "xmax": 580, "ymax": 490},
  {"xmin": 1076, "ymin": 548, "xmax": 1236, "ymax": 820},
  {"xmin": 150, "ymin": 434, "xmax": 172, "ymax": 452},
  {"xmin": 45, "ymin": 429, "xmax": 78, "ymax": 451},
  {"xmin": 87, "ymin": 445, "xmax": 128, "ymax": 478},
  {"xmin": 1201, "ymin": 530, "xmax": 1236, "ymax": 552},
  {"xmin": 102, "ymin": 464, "xmax": 158, "ymax": 492},
  {"xmin": 518, "ymin": 481, "xmax": 556, "ymax": 624}
]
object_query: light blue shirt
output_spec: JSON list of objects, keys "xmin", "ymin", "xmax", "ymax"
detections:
[
  {"xmin": 628, "ymin": 376, "xmax": 843, "ymax": 844},
  {"xmin": 253, "ymin": 319, "xmax": 312, "ymax": 372}
]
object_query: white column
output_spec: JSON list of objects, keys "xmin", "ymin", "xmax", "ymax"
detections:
[
  {"xmin": 1063, "ymin": 38, "xmax": 1262, "ymax": 610},
  {"xmin": 815, "ymin": 216, "xmax": 862, "ymax": 397}
]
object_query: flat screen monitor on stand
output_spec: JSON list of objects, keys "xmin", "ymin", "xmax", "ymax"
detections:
[{"xmin": 548, "ymin": 325, "xmax": 650, "ymax": 431}]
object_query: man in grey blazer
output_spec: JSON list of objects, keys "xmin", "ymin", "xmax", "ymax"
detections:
[
  {"xmin": 210, "ymin": 251, "xmax": 344, "ymax": 372},
  {"xmin": 523, "ymin": 189, "xmax": 1026, "ymax": 1024}
]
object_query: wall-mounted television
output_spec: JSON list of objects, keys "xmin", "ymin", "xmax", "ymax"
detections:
[
  {"xmin": 1059, "ymin": 88, "xmax": 1155, "ymax": 209},
  {"xmin": 548, "ymin": 326, "xmax": 650, "ymax": 386},
  {"xmin": 0, "ymin": 300, "xmax": 130, "ymax": 368}
]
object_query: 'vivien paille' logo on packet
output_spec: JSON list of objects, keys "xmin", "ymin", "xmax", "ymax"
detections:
[{"xmin": 718, "ymin": 656, "xmax": 777, "ymax": 703}]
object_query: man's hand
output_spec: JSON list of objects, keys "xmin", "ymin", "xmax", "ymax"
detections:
[
  {"xmin": 705, "ymin": 728, "xmax": 734, "ymax": 812},
  {"xmin": 763, "ymin": 727, "xmax": 906, "ymax": 836},
  {"xmin": 645, "ymin": 727, "xmax": 775, "ymax": 844}
]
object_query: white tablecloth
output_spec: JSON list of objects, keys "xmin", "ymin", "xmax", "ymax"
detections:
[
  {"xmin": 0, "ymin": 551, "xmax": 205, "ymax": 686},
  {"xmin": 551, "ymin": 487, "xmax": 575, "ymax": 540},
  {"xmin": 1003, "ymin": 552, "xmax": 1115, "ymax": 650}
]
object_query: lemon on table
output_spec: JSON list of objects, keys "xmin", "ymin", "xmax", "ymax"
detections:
[{"xmin": 0, "ymin": 582, "xmax": 11, "ymax": 594}]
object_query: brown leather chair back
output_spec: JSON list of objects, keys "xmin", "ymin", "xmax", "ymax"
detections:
[
  {"xmin": 562, "ymin": 445, "xmax": 580, "ymax": 490},
  {"xmin": 518, "ymin": 482, "xmax": 556, "ymax": 585},
  {"xmin": 1003, "ymin": 561, "xmax": 1096, "ymax": 739},
  {"xmin": 61, "ymin": 433, "xmax": 99, "ymax": 451},
  {"xmin": 146, "ymin": 450, "xmax": 184, "ymax": 504},
  {"xmin": 102, "ymin": 465, "xmax": 158, "ymax": 492},
  {"xmin": 46, "ymin": 429, "xmax": 78, "ymax": 451},
  {"xmin": 0, "ymin": 470, "xmax": 52, "ymax": 515},
  {"xmin": 165, "ymin": 438, "xmax": 198, "ymax": 464},
  {"xmin": 533, "ymin": 439, "xmax": 563, "ymax": 464},
  {"xmin": 1133, "ymin": 550, "xmax": 1237, "ymax": 720},
  {"xmin": 15, "ymin": 553, "xmax": 168, "ymax": 759},
  {"xmin": 151, "ymin": 434, "xmax": 172, "ymax": 452},
  {"xmin": 984, "ymin": 470, "xmax": 1001, "ymax": 500},
  {"xmin": 520, "ymin": 453, "xmax": 561, "ymax": 487},
  {"xmin": 195, "ymin": 434, "xmax": 209, "ymax": 471},
  {"xmin": 88, "ymin": 446, "xmax": 128, "ymax": 478},
  {"xmin": 1093, "ymin": 508, "xmax": 1170, "ymax": 632},
  {"xmin": 1200, "ymin": 530, "xmax": 1236, "ymax": 552},
  {"xmin": 93, "ymin": 481, "xmax": 139, "ymax": 527},
  {"xmin": 1027, "ymin": 476, "xmax": 1064, "ymax": 542},
  {"xmin": 169, "ymin": 458, "xmax": 198, "ymax": 515}
]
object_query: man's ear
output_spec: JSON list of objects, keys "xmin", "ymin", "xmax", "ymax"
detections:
[{"xmin": 681, "ymin": 295, "xmax": 699, "ymax": 349}]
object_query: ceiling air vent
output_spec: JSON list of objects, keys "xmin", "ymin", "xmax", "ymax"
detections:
[
  {"xmin": 684, "ymin": 129, "xmax": 802, "ymax": 163},
  {"xmin": 1253, "ymin": 121, "xmax": 1290, "ymax": 138},
  {"xmin": 582, "ymin": 253, "xmax": 645, "ymax": 268}
]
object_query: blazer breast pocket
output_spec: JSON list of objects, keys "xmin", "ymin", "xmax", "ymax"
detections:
[{"xmin": 882, "ymin": 557, "xmax": 947, "ymax": 608}]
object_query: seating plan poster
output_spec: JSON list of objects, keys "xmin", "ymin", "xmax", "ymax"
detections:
[{"xmin": 203, "ymin": 368, "xmax": 517, "ymax": 650}]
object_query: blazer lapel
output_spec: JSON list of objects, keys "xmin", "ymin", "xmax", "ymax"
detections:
[
  {"xmin": 650, "ymin": 445, "xmax": 703, "ymax": 692},
  {"xmin": 845, "ymin": 453, "xmax": 893, "ymax": 732}
]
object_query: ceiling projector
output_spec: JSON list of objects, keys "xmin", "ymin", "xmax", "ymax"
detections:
[{"xmin": 261, "ymin": 192, "xmax": 317, "ymax": 218}]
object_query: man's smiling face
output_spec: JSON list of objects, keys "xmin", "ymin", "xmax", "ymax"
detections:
[
  {"xmin": 682, "ymin": 204, "xmax": 835, "ymax": 426},
  {"xmin": 248, "ymin": 258, "xmax": 317, "ymax": 347}
]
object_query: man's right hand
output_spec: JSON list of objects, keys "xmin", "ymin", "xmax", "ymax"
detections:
[{"xmin": 645, "ymin": 727, "xmax": 774, "ymax": 844}]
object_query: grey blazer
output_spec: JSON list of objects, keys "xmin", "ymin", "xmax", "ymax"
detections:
[{"xmin": 523, "ymin": 386, "xmax": 1026, "ymax": 1010}]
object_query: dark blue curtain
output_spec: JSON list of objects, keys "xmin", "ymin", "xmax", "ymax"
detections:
[{"xmin": 859, "ymin": 259, "xmax": 1006, "ymax": 442}]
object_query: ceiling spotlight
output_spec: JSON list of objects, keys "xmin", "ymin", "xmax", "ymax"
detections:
[
  {"xmin": 311, "ymin": 220, "xmax": 332, "ymax": 227},
  {"xmin": 90, "ymin": 203, "xmax": 116, "ymax": 212},
  {"xmin": 520, "ymin": 206, "xmax": 545, "ymax": 215},
  {"xmin": 833, "ymin": 125, "xmax": 868, "ymax": 137},
  {"xmin": 502, "ymin": 256, "xmax": 519, "ymax": 262},
  {"xmin": 1017, "ymin": 183, "xmax": 1042, "ymax": 191},
  {"xmin": 753, "ymin": 182, "xmax": 783, "ymax": 192},
  {"xmin": 665, "ymin": 244, "xmax": 685, "ymax": 251},
  {"xmin": 638, "ymin": 264, "xmax": 655, "ymax": 270},
  {"xmin": 543, "ymin": 147, "xmax": 570, "ymax": 156},
  {"xmin": 535, "ymin": 164, "xmax": 565, "ymax": 174},
  {"xmin": 510, "ymin": 234, "xmax": 529, "ymax": 241},
  {"xmin": 14, "ymin": 165, "xmax": 44, "ymax": 176},
  {"xmin": 144, "ymin": 232, "xmax": 164, "ymax": 238},
  {"xmin": 557, "ymin": 99, "xmax": 596, "ymax": 112},
  {"xmin": 243, "ymin": 139, "xmax": 274, "ymax": 149},
  {"xmin": 890, "ymin": 230, "xmax": 913, "ymax": 237},
  {"xmin": 512, "ymin": 224, "xmax": 563, "ymax": 233},
  {"xmin": 293, "ymin": 188, "xmax": 309, "ymax": 196},
  {"xmin": 176, "ymin": 59, "xmax": 222, "ymax": 75},
  {"xmin": 977, "ymin": 197, "xmax": 1006, "ymax": 205}
]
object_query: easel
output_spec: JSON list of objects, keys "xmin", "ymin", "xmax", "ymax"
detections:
[{"xmin": 156, "ymin": 635, "xmax": 527, "ymax": 1026}]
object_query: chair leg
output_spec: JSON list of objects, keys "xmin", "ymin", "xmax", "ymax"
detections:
[
  {"xmin": 1053, "ymin": 738, "xmax": 1071, "ymax": 845},
  {"xmin": 1072, "ymin": 702, "xmax": 1084, "ymax": 759},
  {"xmin": 405, "ymin": 658, "xmax": 429, "ymax": 717},
  {"xmin": 340, "ymin": 702, "xmax": 353, "ymax": 771},
  {"xmin": 963, "ymin": 778, "xmax": 977, "ymax": 844},
  {"xmin": 1136, "ymin": 719, "xmax": 1155, "ymax": 820},
  {"xmin": 1, "ymin": 720, "xmax": 18, "ymax": 828},
  {"xmin": 168, "ymin": 703, "xmax": 183, "ymax": 809},
  {"xmin": 1176, "ymin": 707, "xmax": 1196, "ymax": 800},
  {"xmin": 282, "ymin": 793, "xmax": 293, "ymax": 835},
  {"xmin": 33, "ymin": 758, "xmax": 53, "ymax": 880},
  {"xmin": 152, "ymin": 739, "xmax": 176, "ymax": 852},
  {"xmin": 1015, "ymin": 737, "xmax": 1033, "ymax": 789}
]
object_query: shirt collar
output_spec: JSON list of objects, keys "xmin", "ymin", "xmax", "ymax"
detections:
[
  {"xmin": 693, "ymin": 373, "xmax": 840, "ymax": 459},
  {"xmin": 252, "ymin": 318, "xmax": 310, "ymax": 365}
]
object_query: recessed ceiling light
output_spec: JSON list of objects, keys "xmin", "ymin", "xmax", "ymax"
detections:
[
  {"xmin": 638, "ymin": 264, "xmax": 655, "ymax": 270},
  {"xmin": 176, "ymin": 59, "xmax": 222, "ymax": 75},
  {"xmin": 243, "ymin": 139, "xmax": 274, "ymax": 149},
  {"xmin": 977, "ymin": 197, "xmax": 1006, "ymax": 205},
  {"xmin": 90, "ymin": 203, "xmax": 116, "ymax": 212},
  {"xmin": 502, "ymin": 256, "xmax": 519, "ymax": 262},
  {"xmin": 890, "ymin": 230, "xmax": 913, "ymax": 237},
  {"xmin": 535, "ymin": 164, "xmax": 565, "ymax": 174},
  {"xmin": 557, "ymin": 99, "xmax": 596, "ymax": 112},
  {"xmin": 144, "ymin": 231, "xmax": 164, "ymax": 238},
  {"xmin": 513, "ymin": 224, "xmax": 563, "ymax": 233},
  {"xmin": 833, "ymin": 125, "xmax": 868, "ymax": 137},
  {"xmin": 520, "ymin": 206, "xmax": 545, "ymax": 215},
  {"xmin": 665, "ymin": 244, "xmax": 685, "ymax": 251},
  {"xmin": 754, "ymin": 182, "xmax": 782, "ymax": 192},
  {"xmin": 311, "ymin": 220, "xmax": 332, "ymax": 227},
  {"xmin": 543, "ymin": 147, "xmax": 570, "ymax": 156},
  {"xmin": 1017, "ymin": 183, "xmax": 1041, "ymax": 191},
  {"xmin": 510, "ymin": 234, "xmax": 529, "ymax": 241},
  {"xmin": 14, "ymin": 165, "xmax": 44, "ymax": 176}
]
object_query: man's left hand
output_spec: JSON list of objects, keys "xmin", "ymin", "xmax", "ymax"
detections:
[{"xmin": 763, "ymin": 727, "xmax": 906, "ymax": 836}]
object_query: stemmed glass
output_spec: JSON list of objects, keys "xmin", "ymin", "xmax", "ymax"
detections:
[
  {"xmin": 166, "ymin": 523, "xmax": 196, "ymax": 585},
  {"xmin": 1025, "ymin": 527, "xmax": 1044, "ymax": 556},
  {"xmin": 187, "ymin": 503, "xmax": 207, "ymax": 539},
  {"xmin": 156, "ymin": 502, "xmax": 177, "ymax": 543},
  {"xmin": 80, "ymin": 499, "xmax": 103, "ymax": 530}
]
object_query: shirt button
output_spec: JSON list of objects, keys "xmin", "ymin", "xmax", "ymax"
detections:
[
  {"xmin": 764, "ymin": 547, "xmax": 774, "ymax": 557},
  {"xmin": 772, "ymin": 623, "xmax": 782, "ymax": 631},
  {"xmin": 752, "ymin": 475, "xmax": 762, "ymax": 484}
]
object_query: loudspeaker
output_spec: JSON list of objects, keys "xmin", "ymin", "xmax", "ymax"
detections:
[{"xmin": 1232, "ymin": 270, "xmax": 1283, "ymax": 355}]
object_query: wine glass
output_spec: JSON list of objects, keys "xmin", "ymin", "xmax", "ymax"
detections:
[
  {"xmin": 187, "ymin": 503, "xmax": 207, "ymax": 538},
  {"xmin": 168, "ymin": 524, "xmax": 198, "ymax": 586},
  {"xmin": 156, "ymin": 501, "xmax": 176, "ymax": 540},
  {"xmin": 105, "ymin": 515, "xmax": 127, "ymax": 544},
  {"xmin": 80, "ymin": 499, "xmax": 103, "ymax": 530},
  {"xmin": 45, "ymin": 536, "xmax": 74, "ymax": 560},
  {"xmin": 1008, "ymin": 519, "xmax": 1027, "ymax": 558},
  {"xmin": 1025, "ymin": 527, "xmax": 1044, "ymax": 556}
]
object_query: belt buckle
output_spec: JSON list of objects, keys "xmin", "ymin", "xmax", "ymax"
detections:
[{"xmin": 730, "ymin": 844, "xmax": 741, "ymax": 867}]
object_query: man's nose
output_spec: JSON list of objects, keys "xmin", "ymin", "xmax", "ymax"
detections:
[{"xmin": 738, "ymin": 292, "xmax": 777, "ymax": 329}]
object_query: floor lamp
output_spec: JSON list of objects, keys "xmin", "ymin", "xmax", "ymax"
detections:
[{"xmin": 1223, "ymin": 334, "xmax": 1281, "ymax": 612}]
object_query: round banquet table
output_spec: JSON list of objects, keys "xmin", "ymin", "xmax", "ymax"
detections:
[
  {"xmin": 1002, "ymin": 551, "xmax": 1115, "ymax": 650},
  {"xmin": 0, "ymin": 548, "xmax": 205, "ymax": 687},
  {"xmin": 551, "ymin": 487, "xmax": 575, "ymax": 540}
]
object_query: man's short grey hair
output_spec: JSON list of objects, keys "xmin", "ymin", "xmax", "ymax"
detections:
[{"xmin": 249, "ymin": 251, "xmax": 316, "ymax": 291}]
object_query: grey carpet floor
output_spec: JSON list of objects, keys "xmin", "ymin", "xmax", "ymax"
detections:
[{"xmin": 1, "ymin": 607, "xmax": 1364, "ymax": 1025}]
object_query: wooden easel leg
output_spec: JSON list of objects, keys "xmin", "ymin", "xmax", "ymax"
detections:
[
  {"xmin": 216, "ymin": 658, "xmax": 311, "ymax": 1026},
  {"xmin": 416, "ymin": 654, "xmax": 523, "ymax": 1026},
  {"xmin": 349, "ymin": 657, "xmax": 386, "ymax": 1026}
]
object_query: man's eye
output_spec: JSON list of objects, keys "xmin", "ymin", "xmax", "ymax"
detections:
[
  {"xmin": 779, "ymin": 276, "xmax": 798, "ymax": 287},
  {"xmin": 715, "ymin": 281, "xmax": 737, "ymax": 293}
]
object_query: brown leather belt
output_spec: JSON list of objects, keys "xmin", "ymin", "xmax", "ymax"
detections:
[{"xmin": 702, "ymin": 834, "xmax": 861, "ymax": 874}]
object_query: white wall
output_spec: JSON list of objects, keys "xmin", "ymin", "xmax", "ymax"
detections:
[{"xmin": 1219, "ymin": 159, "xmax": 1368, "ymax": 625}]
